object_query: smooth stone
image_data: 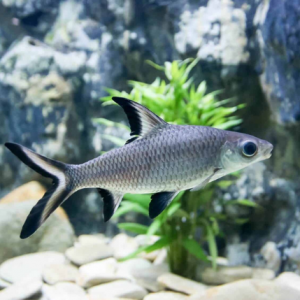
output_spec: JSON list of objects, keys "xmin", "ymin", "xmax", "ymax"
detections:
[
  {"xmin": 153, "ymin": 249, "xmax": 167, "ymax": 265},
  {"xmin": 134, "ymin": 235, "xmax": 160, "ymax": 246},
  {"xmin": 200, "ymin": 266, "xmax": 253, "ymax": 285},
  {"xmin": 252, "ymin": 268, "xmax": 275, "ymax": 280},
  {"xmin": 77, "ymin": 235, "xmax": 107, "ymax": 246},
  {"xmin": 0, "ymin": 182, "xmax": 68, "ymax": 221},
  {"xmin": 0, "ymin": 277, "xmax": 42, "ymax": 300},
  {"xmin": 30, "ymin": 296, "xmax": 48, "ymax": 300},
  {"xmin": 131, "ymin": 264, "xmax": 169, "ymax": 292},
  {"xmin": 144, "ymin": 292, "xmax": 188, "ymax": 300},
  {"xmin": 135, "ymin": 235, "xmax": 160, "ymax": 261},
  {"xmin": 87, "ymin": 298, "xmax": 135, "ymax": 300},
  {"xmin": 158, "ymin": 273, "xmax": 207, "ymax": 295},
  {"xmin": 215, "ymin": 257, "xmax": 229, "ymax": 266},
  {"xmin": 117, "ymin": 258, "xmax": 153, "ymax": 280},
  {"xmin": 110, "ymin": 234, "xmax": 139, "ymax": 260},
  {"xmin": 275, "ymin": 272, "xmax": 300, "ymax": 292},
  {"xmin": 0, "ymin": 278, "xmax": 11, "ymax": 289},
  {"xmin": 77, "ymin": 258, "xmax": 122, "ymax": 288},
  {"xmin": 65, "ymin": 244, "xmax": 113, "ymax": 266},
  {"xmin": 260, "ymin": 241, "xmax": 281, "ymax": 273},
  {"xmin": 0, "ymin": 181, "xmax": 45, "ymax": 203},
  {"xmin": 42, "ymin": 263, "xmax": 79, "ymax": 285},
  {"xmin": 188, "ymin": 279, "xmax": 300, "ymax": 300},
  {"xmin": 42, "ymin": 282, "xmax": 87, "ymax": 300},
  {"xmin": 139, "ymin": 251, "xmax": 160, "ymax": 262},
  {"xmin": 88, "ymin": 280, "xmax": 148, "ymax": 300},
  {"xmin": 0, "ymin": 200, "xmax": 74, "ymax": 264},
  {"xmin": 0, "ymin": 252, "xmax": 65, "ymax": 283}
]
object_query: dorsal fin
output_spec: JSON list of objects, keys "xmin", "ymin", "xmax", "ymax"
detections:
[{"xmin": 112, "ymin": 97, "xmax": 167, "ymax": 141}]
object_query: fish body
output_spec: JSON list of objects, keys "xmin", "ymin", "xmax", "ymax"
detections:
[
  {"xmin": 5, "ymin": 97, "xmax": 273, "ymax": 239},
  {"xmin": 70, "ymin": 125, "xmax": 225, "ymax": 193}
]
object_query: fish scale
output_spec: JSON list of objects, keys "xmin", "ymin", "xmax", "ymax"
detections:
[{"xmin": 69, "ymin": 125, "xmax": 226, "ymax": 193}]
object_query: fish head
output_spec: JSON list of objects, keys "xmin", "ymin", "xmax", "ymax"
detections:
[{"xmin": 220, "ymin": 131, "xmax": 273, "ymax": 172}]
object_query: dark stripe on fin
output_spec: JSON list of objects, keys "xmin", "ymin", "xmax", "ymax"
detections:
[
  {"xmin": 149, "ymin": 191, "xmax": 179, "ymax": 219},
  {"xmin": 5, "ymin": 142, "xmax": 66, "ymax": 178},
  {"xmin": 112, "ymin": 97, "xmax": 167, "ymax": 138},
  {"xmin": 5, "ymin": 142, "xmax": 73, "ymax": 239},
  {"xmin": 97, "ymin": 188, "xmax": 123, "ymax": 222},
  {"xmin": 125, "ymin": 137, "xmax": 138, "ymax": 145},
  {"xmin": 21, "ymin": 185, "xmax": 71, "ymax": 239}
]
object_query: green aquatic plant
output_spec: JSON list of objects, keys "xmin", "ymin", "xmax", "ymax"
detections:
[
  {"xmin": 96, "ymin": 58, "xmax": 252, "ymax": 279},
  {"xmin": 100, "ymin": 58, "xmax": 244, "ymax": 129}
]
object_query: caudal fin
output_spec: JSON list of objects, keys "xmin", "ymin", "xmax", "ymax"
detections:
[{"xmin": 5, "ymin": 142, "xmax": 74, "ymax": 239}]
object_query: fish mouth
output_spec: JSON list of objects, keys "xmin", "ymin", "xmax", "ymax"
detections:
[{"xmin": 264, "ymin": 144, "xmax": 273, "ymax": 158}]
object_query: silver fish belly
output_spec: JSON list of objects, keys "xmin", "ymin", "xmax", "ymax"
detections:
[{"xmin": 5, "ymin": 97, "xmax": 273, "ymax": 239}]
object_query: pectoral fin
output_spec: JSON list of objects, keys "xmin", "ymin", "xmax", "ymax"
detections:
[
  {"xmin": 149, "ymin": 191, "xmax": 179, "ymax": 219},
  {"xmin": 190, "ymin": 168, "xmax": 222, "ymax": 192},
  {"xmin": 97, "ymin": 189, "xmax": 123, "ymax": 222}
]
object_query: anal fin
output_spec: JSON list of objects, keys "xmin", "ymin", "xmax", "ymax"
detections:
[
  {"xmin": 97, "ymin": 189, "xmax": 123, "ymax": 222},
  {"xmin": 149, "ymin": 191, "xmax": 179, "ymax": 219}
]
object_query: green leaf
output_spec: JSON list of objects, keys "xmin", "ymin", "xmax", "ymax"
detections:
[
  {"xmin": 237, "ymin": 199, "xmax": 258, "ymax": 207},
  {"xmin": 215, "ymin": 119, "xmax": 242, "ymax": 130},
  {"xmin": 119, "ymin": 236, "xmax": 172, "ymax": 261},
  {"xmin": 217, "ymin": 180, "xmax": 234, "ymax": 188},
  {"xmin": 233, "ymin": 218, "xmax": 250, "ymax": 225},
  {"xmin": 203, "ymin": 220, "xmax": 218, "ymax": 270},
  {"xmin": 118, "ymin": 245, "xmax": 148, "ymax": 261},
  {"xmin": 146, "ymin": 60, "xmax": 165, "ymax": 71},
  {"xmin": 118, "ymin": 223, "xmax": 149, "ymax": 234},
  {"xmin": 144, "ymin": 236, "xmax": 172, "ymax": 253},
  {"xmin": 196, "ymin": 188, "xmax": 214, "ymax": 206},
  {"xmin": 113, "ymin": 202, "xmax": 149, "ymax": 218},
  {"xmin": 231, "ymin": 171, "xmax": 241, "ymax": 177},
  {"xmin": 210, "ymin": 217, "xmax": 220, "ymax": 235},
  {"xmin": 123, "ymin": 194, "xmax": 151, "ymax": 209},
  {"xmin": 167, "ymin": 202, "xmax": 181, "ymax": 217},
  {"xmin": 182, "ymin": 238, "xmax": 209, "ymax": 262},
  {"xmin": 225, "ymin": 199, "xmax": 258, "ymax": 208},
  {"xmin": 147, "ymin": 218, "xmax": 163, "ymax": 237}
]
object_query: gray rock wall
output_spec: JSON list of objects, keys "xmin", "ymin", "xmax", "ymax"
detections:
[{"xmin": 0, "ymin": 0, "xmax": 300, "ymax": 273}]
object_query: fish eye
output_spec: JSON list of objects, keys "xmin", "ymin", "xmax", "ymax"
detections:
[{"xmin": 242, "ymin": 141, "xmax": 257, "ymax": 157}]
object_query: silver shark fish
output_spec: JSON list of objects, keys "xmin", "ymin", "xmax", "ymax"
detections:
[{"xmin": 5, "ymin": 97, "xmax": 273, "ymax": 239}]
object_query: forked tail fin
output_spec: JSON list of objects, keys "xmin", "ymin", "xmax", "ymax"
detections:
[{"xmin": 5, "ymin": 142, "xmax": 74, "ymax": 239}]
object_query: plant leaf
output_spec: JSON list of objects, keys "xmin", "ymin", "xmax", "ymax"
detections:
[
  {"xmin": 225, "ymin": 199, "xmax": 259, "ymax": 208},
  {"xmin": 119, "ymin": 236, "xmax": 172, "ymax": 261},
  {"xmin": 217, "ymin": 180, "xmax": 234, "ymax": 188},
  {"xmin": 144, "ymin": 236, "xmax": 172, "ymax": 253},
  {"xmin": 123, "ymin": 194, "xmax": 152, "ymax": 209},
  {"xmin": 113, "ymin": 202, "xmax": 149, "ymax": 218},
  {"xmin": 147, "ymin": 217, "xmax": 164, "ymax": 237},
  {"xmin": 118, "ymin": 223, "xmax": 149, "ymax": 234},
  {"xmin": 204, "ymin": 220, "xmax": 218, "ymax": 270},
  {"xmin": 182, "ymin": 238, "xmax": 209, "ymax": 262},
  {"xmin": 146, "ymin": 60, "xmax": 165, "ymax": 71}
]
